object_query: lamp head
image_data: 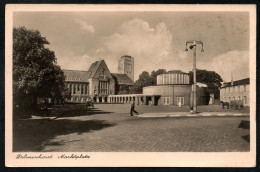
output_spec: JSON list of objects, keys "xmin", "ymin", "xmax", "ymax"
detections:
[
  {"xmin": 189, "ymin": 45, "xmax": 194, "ymax": 50},
  {"xmin": 185, "ymin": 47, "xmax": 188, "ymax": 51},
  {"xmin": 201, "ymin": 48, "xmax": 204, "ymax": 52}
]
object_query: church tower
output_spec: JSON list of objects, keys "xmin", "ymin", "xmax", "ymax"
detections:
[{"xmin": 118, "ymin": 55, "xmax": 134, "ymax": 82}]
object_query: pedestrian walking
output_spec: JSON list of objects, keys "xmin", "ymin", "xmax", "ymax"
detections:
[{"xmin": 130, "ymin": 101, "xmax": 139, "ymax": 116}]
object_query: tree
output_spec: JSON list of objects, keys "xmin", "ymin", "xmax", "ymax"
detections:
[
  {"xmin": 131, "ymin": 69, "xmax": 166, "ymax": 93},
  {"xmin": 189, "ymin": 69, "xmax": 223, "ymax": 98},
  {"xmin": 150, "ymin": 69, "xmax": 167, "ymax": 85},
  {"xmin": 13, "ymin": 27, "xmax": 69, "ymax": 107}
]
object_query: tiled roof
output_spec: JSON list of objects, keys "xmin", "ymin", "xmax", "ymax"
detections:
[
  {"xmin": 63, "ymin": 70, "xmax": 91, "ymax": 82},
  {"xmin": 88, "ymin": 60, "xmax": 103, "ymax": 77},
  {"xmin": 112, "ymin": 73, "xmax": 134, "ymax": 85},
  {"xmin": 222, "ymin": 78, "xmax": 250, "ymax": 88}
]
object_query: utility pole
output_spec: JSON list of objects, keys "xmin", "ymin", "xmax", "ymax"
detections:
[{"xmin": 185, "ymin": 40, "xmax": 204, "ymax": 114}]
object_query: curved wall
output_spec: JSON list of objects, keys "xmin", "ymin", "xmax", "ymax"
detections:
[
  {"xmin": 157, "ymin": 73, "xmax": 190, "ymax": 85},
  {"xmin": 143, "ymin": 85, "xmax": 206, "ymax": 105}
]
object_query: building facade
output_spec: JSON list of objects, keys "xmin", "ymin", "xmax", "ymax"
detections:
[
  {"xmin": 63, "ymin": 56, "xmax": 134, "ymax": 103},
  {"xmin": 220, "ymin": 78, "xmax": 250, "ymax": 106},
  {"xmin": 64, "ymin": 56, "xmax": 208, "ymax": 106}
]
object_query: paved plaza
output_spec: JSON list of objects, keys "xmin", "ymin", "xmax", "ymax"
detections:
[{"xmin": 13, "ymin": 104, "xmax": 250, "ymax": 152}]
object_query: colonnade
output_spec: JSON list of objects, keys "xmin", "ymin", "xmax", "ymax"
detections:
[{"xmin": 108, "ymin": 94, "xmax": 157, "ymax": 105}]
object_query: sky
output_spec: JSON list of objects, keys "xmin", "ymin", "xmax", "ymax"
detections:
[{"xmin": 13, "ymin": 11, "xmax": 250, "ymax": 82}]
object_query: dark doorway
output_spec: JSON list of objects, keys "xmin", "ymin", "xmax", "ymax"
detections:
[
  {"xmin": 154, "ymin": 96, "xmax": 160, "ymax": 105},
  {"xmin": 99, "ymin": 97, "xmax": 102, "ymax": 103},
  {"xmin": 146, "ymin": 97, "xmax": 151, "ymax": 105},
  {"xmin": 104, "ymin": 97, "xmax": 107, "ymax": 103}
]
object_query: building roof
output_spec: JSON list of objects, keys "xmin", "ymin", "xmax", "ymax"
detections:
[
  {"xmin": 63, "ymin": 70, "xmax": 91, "ymax": 82},
  {"xmin": 222, "ymin": 78, "xmax": 250, "ymax": 88},
  {"xmin": 166, "ymin": 70, "xmax": 188, "ymax": 74},
  {"xmin": 111, "ymin": 73, "xmax": 134, "ymax": 85},
  {"xmin": 88, "ymin": 60, "xmax": 103, "ymax": 77}
]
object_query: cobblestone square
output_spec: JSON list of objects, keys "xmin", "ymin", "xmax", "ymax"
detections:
[{"xmin": 13, "ymin": 104, "xmax": 250, "ymax": 152}]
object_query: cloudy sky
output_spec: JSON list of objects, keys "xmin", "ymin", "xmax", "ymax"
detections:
[{"xmin": 13, "ymin": 11, "xmax": 249, "ymax": 82}]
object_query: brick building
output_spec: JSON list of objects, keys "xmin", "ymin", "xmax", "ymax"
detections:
[{"xmin": 63, "ymin": 56, "xmax": 134, "ymax": 103}]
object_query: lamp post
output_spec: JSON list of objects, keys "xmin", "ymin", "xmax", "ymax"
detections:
[{"xmin": 185, "ymin": 40, "xmax": 204, "ymax": 114}]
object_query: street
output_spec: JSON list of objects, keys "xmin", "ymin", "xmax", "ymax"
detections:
[{"xmin": 13, "ymin": 104, "xmax": 250, "ymax": 152}]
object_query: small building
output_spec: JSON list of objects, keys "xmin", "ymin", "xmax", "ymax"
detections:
[{"xmin": 220, "ymin": 78, "xmax": 250, "ymax": 106}]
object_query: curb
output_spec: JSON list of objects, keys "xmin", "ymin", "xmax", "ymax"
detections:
[{"xmin": 136, "ymin": 113, "xmax": 249, "ymax": 118}]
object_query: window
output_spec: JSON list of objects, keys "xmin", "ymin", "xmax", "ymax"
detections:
[
  {"xmin": 73, "ymin": 85, "xmax": 76, "ymax": 94},
  {"xmin": 163, "ymin": 97, "xmax": 170, "ymax": 105},
  {"xmin": 177, "ymin": 97, "xmax": 185, "ymax": 105},
  {"xmin": 81, "ymin": 84, "xmax": 84, "ymax": 94}
]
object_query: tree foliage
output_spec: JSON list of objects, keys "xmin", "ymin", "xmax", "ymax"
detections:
[
  {"xmin": 13, "ymin": 27, "xmax": 70, "ymax": 106},
  {"xmin": 188, "ymin": 69, "xmax": 223, "ymax": 88},
  {"xmin": 189, "ymin": 69, "xmax": 223, "ymax": 98},
  {"xmin": 131, "ymin": 69, "xmax": 166, "ymax": 93}
]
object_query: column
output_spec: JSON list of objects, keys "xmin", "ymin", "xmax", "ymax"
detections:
[
  {"xmin": 97, "ymin": 97, "xmax": 100, "ymax": 103},
  {"xmin": 79, "ymin": 84, "xmax": 82, "ymax": 95},
  {"xmin": 102, "ymin": 97, "xmax": 105, "ymax": 103},
  {"xmin": 136, "ymin": 96, "xmax": 139, "ymax": 105},
  {"xmin": 151, "ymin": 96, "xmax": 155, "ymax": 105},
  {"xmin": 162, "ymin": 75, "xmax": 164, "ymax": 84},
  {"xmin": 144, "ymin": 96, "xmax": 147, "ymax": 105}
]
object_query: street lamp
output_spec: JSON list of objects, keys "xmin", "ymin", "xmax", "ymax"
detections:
[{"xmin": 185, "ymin": 40, "xmax": 204, "ymax": 114}]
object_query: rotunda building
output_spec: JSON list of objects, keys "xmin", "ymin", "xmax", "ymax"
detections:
[{"xmin": 142, "ymin": 70, "xmax": 207, "ymax": 106}]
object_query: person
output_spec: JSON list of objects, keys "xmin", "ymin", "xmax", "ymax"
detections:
[{"xmin": 130, "ymin": 101, "xmax": 139, "ymax": 116}]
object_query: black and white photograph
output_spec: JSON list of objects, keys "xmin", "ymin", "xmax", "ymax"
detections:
[{"xmin": 5, "ymin": 4, "xmax": 256, "ymax": 167}]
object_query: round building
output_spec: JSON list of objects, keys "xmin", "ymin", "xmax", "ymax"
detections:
[{"xmin": 142, "ymin": 70, "xmax": 206, "ymax": 106}]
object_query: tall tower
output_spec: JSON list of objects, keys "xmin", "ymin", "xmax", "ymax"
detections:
[{"xmin": 118, "ymin": 55, "xmax": 134, "ymax": 81}]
